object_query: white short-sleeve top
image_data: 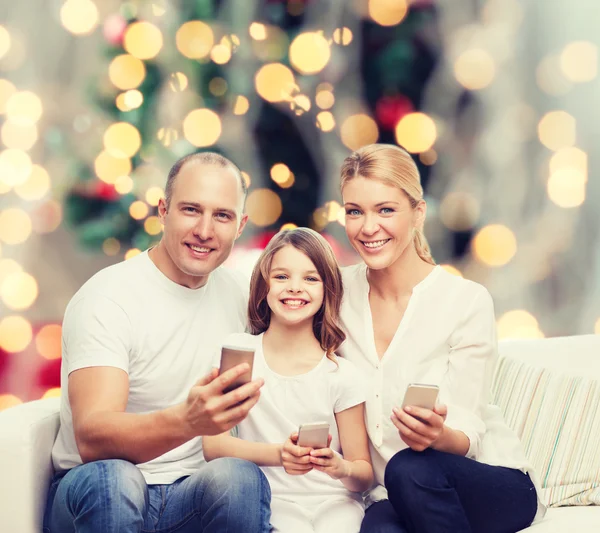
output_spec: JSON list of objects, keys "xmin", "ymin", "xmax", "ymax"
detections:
[{"xmin": 339, "ymin": 263, "xmax": 543, "ymax": 518}]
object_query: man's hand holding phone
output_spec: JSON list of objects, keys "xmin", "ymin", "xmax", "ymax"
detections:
[{"xmin": 180, "ymin": 363, "xmax": 264, "ymax": 439}]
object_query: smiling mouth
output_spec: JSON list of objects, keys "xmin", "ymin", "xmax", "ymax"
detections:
[
  {"xmin": 361, "ymin": 239, "xmax": 391, "ymax": 250},
  {"xmin": 186, "ymin": 243, "xmax": 213, "ymax": 254},
  {"xmin": 280, "ymin": 299, "xmax": 309, "ymax": 308}
]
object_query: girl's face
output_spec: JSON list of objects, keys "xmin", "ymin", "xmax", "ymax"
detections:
[
  {"xmin": 266, "ymin": 244, "xmax": 325, "ymax": 327},
  {"xmin": 342, "ymin": 176, "xmax": 424, "ymax": 271}
]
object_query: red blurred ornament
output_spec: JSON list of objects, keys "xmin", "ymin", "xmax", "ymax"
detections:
[
  {"xmin": 36, "ymin": 358, "xmax": 61, "ymax": 390},
  {"xmin": 95, "ymin": 181, "xmax": 120, "ymax": 201},
  {"xmin": 103, "ymin": 14, "xmax": 128, "ymax": 46},
  {"xmin": 375, "ymin": 95, "xmax": 413, "ymax": 130}
]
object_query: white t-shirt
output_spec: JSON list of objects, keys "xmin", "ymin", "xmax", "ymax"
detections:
[
  {"xmin": 339, "ymin": 263, "xmax": 544, "ymax": 520},
  {"xmin": 52, "ymin": 250, "xmax": 248, "ymax": 485},
  {"xmin": 219, "ymin": 332, "xmax": 366, "ymax": 501}
]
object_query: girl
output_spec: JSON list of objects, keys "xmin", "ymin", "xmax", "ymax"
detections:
[
  {"xmin": 338, "ymin": 144, "xmax": 544, "ymax": 533},
  {"xmin": 203, "ymin": 228, "xmax": 373, "ymax": 533}
]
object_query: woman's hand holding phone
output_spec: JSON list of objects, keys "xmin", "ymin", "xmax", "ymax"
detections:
[
  {"xmin": 391, "ymin": 403, "xmax": 448, "ymax": 452},
  {"xmin": 280, "ymin": 432, "xmax": 314, "ymax": 475}
]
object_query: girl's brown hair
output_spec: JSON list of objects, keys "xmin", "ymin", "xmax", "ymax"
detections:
[
  {"xmin": 248, "ymin": 228, "xmax": 346, "ymax": 358},
  {"xmin": 340, "ymin": 143, "xmax": 435, "ymax": 265}
]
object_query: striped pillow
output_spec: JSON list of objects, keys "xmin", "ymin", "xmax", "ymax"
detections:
[{"xmin": 492, "ymin": 356, "xmax": 600, "ymax": 507}]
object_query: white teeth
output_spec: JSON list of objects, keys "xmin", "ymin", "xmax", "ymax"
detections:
[
  {"xmin": 363, "ymin": 239, "xmax": 389, "ymax": 249},
  {"xmin": 282, "ymin": 299, "xmax": 306, "ymax": 306},
  {"xmin": 189, "ymin": 244, "xmax": 211, "ymax": 253}
]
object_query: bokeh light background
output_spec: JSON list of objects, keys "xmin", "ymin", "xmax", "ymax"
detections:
[{"xmin": 1, "ymin": 0, "xmax": 600, "ymax": 409}]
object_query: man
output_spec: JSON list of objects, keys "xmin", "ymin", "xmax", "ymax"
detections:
[{"xmin": 44, "ymin": 152, "xmax": 271, "ymax": 533}]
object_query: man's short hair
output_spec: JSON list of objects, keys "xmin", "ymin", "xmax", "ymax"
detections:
[{"xmin": 164, "ymin": 152, "xmax": 248, "ymax": 209}]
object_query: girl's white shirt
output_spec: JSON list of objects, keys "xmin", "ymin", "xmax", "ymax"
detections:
[
  {"xmin": 218, "ymin": 332, "xmax": 366, "ymax": 501},
  {"xmin": 339, "ymin": 263, "xmax": 545, "ymax": 521}
]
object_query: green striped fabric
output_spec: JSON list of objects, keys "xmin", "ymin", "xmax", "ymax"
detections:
[{"xmin": 492, "ymin": 356, "xmax": 600, "ymax": 507}]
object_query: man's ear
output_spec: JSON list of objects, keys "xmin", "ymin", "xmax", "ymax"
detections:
[
  {"xmin": 236, "ymin": 213, "xmax": 249, "ymax": 240},
  {"xmin": 158, "ymin": 198, "xmax": 168, "ymax": 224}
]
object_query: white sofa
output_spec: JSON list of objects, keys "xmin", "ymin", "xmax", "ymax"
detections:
[{"xmin": 0, "ymin": 335, "xmax": 599, "ymax": 532}]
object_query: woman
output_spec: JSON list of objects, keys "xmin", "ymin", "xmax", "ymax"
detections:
[{"xmin": 338, "ymin": 144, "xmax": 544, "ymax": 533}]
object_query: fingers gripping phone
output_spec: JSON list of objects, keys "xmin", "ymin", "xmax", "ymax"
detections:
[
  {"xmin": 401, "ymin": 383, "xmax": 440, "ymax": 410},
  {"xmin": 218, "ymin": 344, "xmax": 255, "ymax": 394},
  {"xmin": 297, "ymin": 422, "xmax": 330, "ymax": 448}
]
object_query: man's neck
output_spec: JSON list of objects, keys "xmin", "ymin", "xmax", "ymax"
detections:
[{"xmin": 148, "ymin": 241, "xmax": 208, "ymax": 290}]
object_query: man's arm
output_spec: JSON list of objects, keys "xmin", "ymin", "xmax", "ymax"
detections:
[{"xmin": 71, "ymin": 364, "xmax": 263, "ymax": 465}]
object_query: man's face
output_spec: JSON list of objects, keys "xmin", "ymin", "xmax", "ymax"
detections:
[{"xmin": 157, "ymin": 162, "xmax": 248, "ymax": 288}]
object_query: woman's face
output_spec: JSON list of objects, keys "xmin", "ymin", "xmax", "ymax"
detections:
[{"xmin": 342, "ymin": 176, "xmax": 424, "ymax": 270}]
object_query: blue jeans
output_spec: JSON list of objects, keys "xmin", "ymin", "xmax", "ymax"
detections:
[
  {"xmin": 360, "ymin": 448, "xmax": 538, "ymax": 533},
  {"xmin": 43, "ymin": 458, "xmax": 272, "ymax": 533}
]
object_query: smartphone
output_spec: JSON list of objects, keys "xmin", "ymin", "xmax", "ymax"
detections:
[
  {"xmin": 297, "ymin": 422, "xmax": 330, "ymax": 449},
  {"xmin": 401, "ymin": 383, "xmax": 439, "ymax": 410},
  {"xmin": 218, "ymin": 344, "xmax": 255, "ymax": 394}
]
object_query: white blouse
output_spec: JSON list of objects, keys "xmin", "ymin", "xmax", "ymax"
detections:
[{"xmin": 339, "ymin": 263, "xmax": 544, "ymax": 520}]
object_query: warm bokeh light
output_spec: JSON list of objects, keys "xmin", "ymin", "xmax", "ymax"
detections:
[
  {"xmin": 270, "ymin": 163, "xmax": 291, "ymax": 184},
  {"xmin": 249, "ymin": 22, "xmax": 267, "ymax": 40},
  {"xmin": 94, "ymin": 151, "xmax": 132, "ymax": 184},
  {"xmin": 547, "ymin": 168, "xmax": 586, "ymax": 208},
  {"xmin": 157, "ymin": 127, "xmax": 178, "ymax": 147},
  {"xmin": 0, "ymin": 259, "xmax": 22, "ymax": 286},
  {"xmin": 114, "ymin": 175, "xmax": 134, "ymax": 195},
  {"xmin": 102, "ymin": 237, "xmax": 120, "ymax": 256},
  {"xmin": 316, "ymin": 90, "xmax": 334, "ymax": 110},
  {"xmin": 6, "ymin": 91, "xmax": 43, "ymax": 125},
  {"xmin": 0, "ymin": 395, "xmax": 23, "ymax": 412},
  {"xmin": 289, "ymin": 32, "xmax": 331, "ymax": 75},
  {"xmin": 32, "ymin": 200, "xmax": 63, "ymax": 234},
  {"xmin": 340, "ymin": 114, "xmax": 379, "ymax": 150},
  {"xmin": 210, "ymin": 44, "xmax": 232, "ymax": 64},
  {"xmin": 0, "ymin": 315, "xmax": 32, "ymax": 353},
  {"xmin": 145, "ymin": 186, "xmax": 164, "ymax": 206},
  {"xmin": 60, "ymin": 0, "xmax": 99, "ymax": 36},
  {"xmin": 280, "ymin": 223, "xmax": 298, "ymax": 231},
  {"xmin": 454, "ymin": 49, "xmax": 496, "ymax": 90},
  {"xmin": 0, "ymin": 208, "xmax": 32, "ymax": 244},
  {"xmin": 439, "ymin": 192, "xmax": 480, "ymax": 231},
  {"xmin": 290, "ymin": 94, "xmax": 310, "ymax": 116},
  {"xmin": 0, "ymin": 271, "xmax": 38, "ymax": 310},
  {"xmin": 395, "ymin": 112, "xmax": 437, "ymax": 153},
  {"xmin": 168, "ymin": 72, "xmax": 188, "ymax": 92},
  {"xmin": 233, "ymin": 95, "xmax": 250, "ymax": 115},
  {"xmin": 255, "ymin": 63, "xmax": 296, "ymax": 103},
  {"xmin": 241, "ymin": 171, "xmax": 251, "ymax": 188},
  {"xmin": 549, "ymin": 147, "xmax": 587, "ymax": 178},
  {"xmin": 36, "ymin": 324, "xmax": 62, "ymax": 360},
  {"xmin": 246, "ymin": 188, "xmax": 283, "ymax": 226},
  {"xmin": 278, "ymin": 174, "xmax": 295, "ymax": 189},
  {"xmin": 124, "ymin": 21, "xmax": 163, "ymax": 60},
  {"xmin": 472, "ymin": 224, "xmax": 517, "ymax": 267},
  {"xmin": 183, "ymin": 109, "xmax": 222, "ymax": 147},
  {"xmin": 0, "ymin": 148, "xmax": 32, "ymax": 187},
  {"xmin": 536, "ymin": 55, "xmax": 572, "ymax": 96},
  {"xmin": 333, "ymin": 27, "xmax": 353, "ymax": 45},
  {"xmin": 497, "ymin": 310, "xmax": 544, "ymax": 340},
  {"xmin": 116, "ymin": 89, "xmax": 143, "ymax": 112},
  {"xmin": 108, "ymin": 54, "xmax": 146, "ymax": 90},
  {"xmin": 316, "ymin": 111, "xmax": 335, "ymax": 132},
  {"xmin": 125, "ymin": 248, "xmax": 142, "ymax": 260},
  {"xmin": 368, "ymin": 0, "xmax": 408, "ymax": 26},
  {"xmin": 144, "ymin": 216, "xmax": 162, "ymax": 235},
  {"xmin": 419, "ymin": 149, "xmax": 438, "ymax": 165},
  {"xmin": 104, "ymin": 122, "xmax": 142, "ymax": 158},
  {"xmin": 0, "ymin": 25, "xmax": 10, "ymax": 60},
  {"xmin": 440, "ymin": 264, "xmax": 463, "ymax": 277},
  {"xmin": 129, "ymin": 200, "xmax": 149, "ymax": 220},
  {"xmin": 176, "ymin": 21, "xmax": 214, "ymax": 59},
  {"xmin": 0, "ymin": 79, "xmax": 16, "ymax": 114},
  {"xmin": 42, "ymin": 388, "xmax": 62, "ymax": 399},
  {"xmin": 560, "ymin": 41, "xmax": 598, "ymax": 83},
  {"xmin": 538, "ymin": 111, "xmax": 576, "ymax": 151},
  {"xmin": 1, "ymin": 120, "xmax": 37, "ymax": 150},
  {"xmin": 208, "ymin": 77, "xmax": 228, "ymax": 96}
]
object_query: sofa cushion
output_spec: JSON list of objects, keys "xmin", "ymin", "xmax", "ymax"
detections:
[{"xmin": 492, "ymin": 355, "xmax": 600, "ymax": 507}]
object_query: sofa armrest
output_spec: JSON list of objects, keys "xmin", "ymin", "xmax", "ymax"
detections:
[{"xmin": 0, "ymin": 398, "xmax": 61, "ymax": 533}]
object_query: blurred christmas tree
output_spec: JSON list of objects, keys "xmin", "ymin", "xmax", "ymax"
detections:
[{"xmin": 64, "ymin": 0, "xmax": 439, "ymax": 256}]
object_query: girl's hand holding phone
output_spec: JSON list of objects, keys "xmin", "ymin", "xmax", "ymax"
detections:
[
  {"xmin": 308, "ymin": 439, "xmax": 349, "ymax": 480},
  {"xmin": 391, "ymin": 403, "xmax": 448, "ymax": 452},
  {"xmin": 281, "ymin": 432, "xmax": 314, "ymax": 475}
]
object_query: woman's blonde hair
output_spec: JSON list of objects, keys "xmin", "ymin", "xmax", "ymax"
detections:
[
  {"xmin": 340, "ymin": 143, "xmax": 435, "ymax": 265},
  {"xmin": 248, "ymin": 228, "xmax": 346, "ymax": 359}
]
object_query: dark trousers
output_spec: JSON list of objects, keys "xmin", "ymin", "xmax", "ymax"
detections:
[{"xmin": 360, "ymin": 448, "xmax": 538, "ymax": 533}]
